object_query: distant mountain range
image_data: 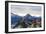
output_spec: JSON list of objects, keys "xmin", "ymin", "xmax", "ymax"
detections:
[{"xmin": 11, "ymin": 13, "xmax": 41, "ymax": 28}]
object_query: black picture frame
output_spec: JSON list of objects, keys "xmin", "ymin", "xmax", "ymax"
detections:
[{"xmin": 5, "ymin": 1, "xmax": 45, "ymax": 33}]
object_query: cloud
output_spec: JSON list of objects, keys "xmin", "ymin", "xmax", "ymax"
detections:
[{"xmin": 11, "ymin": 5, "xmax": 41, "ymax": 16}]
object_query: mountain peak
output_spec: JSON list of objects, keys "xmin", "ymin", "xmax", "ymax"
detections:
[{"xmin": 25, "ymin": 14, "xmax": 31, "ymax": 16}]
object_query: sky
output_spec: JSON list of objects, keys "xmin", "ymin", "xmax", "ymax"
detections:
[{"xmin": 11, "ymin": 5, "xmax": 42, "ymax": 17}]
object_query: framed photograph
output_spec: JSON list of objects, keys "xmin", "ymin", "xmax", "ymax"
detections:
[{"xmin": 5, "ymin": 1, "xmax": 45, "ymax": 33}]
